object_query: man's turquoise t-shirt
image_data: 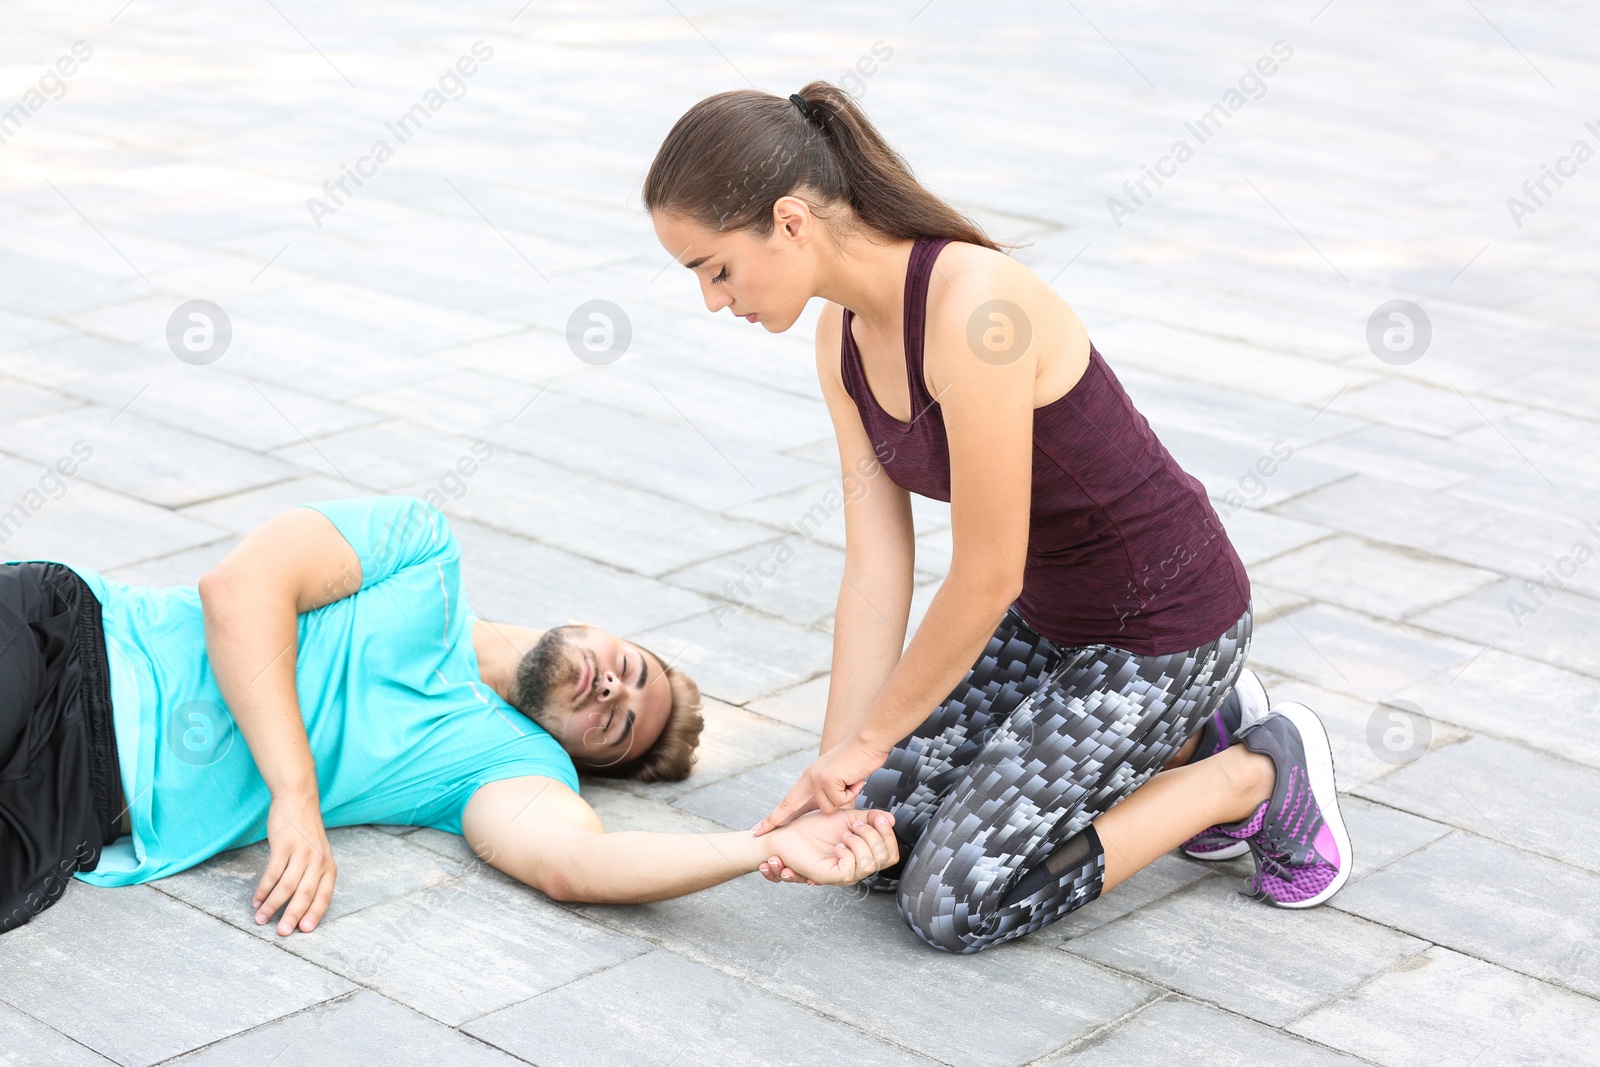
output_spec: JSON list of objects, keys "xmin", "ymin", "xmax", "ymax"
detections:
[{"xmin": 61, "ymin": 496, "xmax": 577, "ymax": 887}]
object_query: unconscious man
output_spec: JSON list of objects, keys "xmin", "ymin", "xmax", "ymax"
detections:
[{"xmin": 0, "ymin": 495, "xmax": 896, "ymax": 936}]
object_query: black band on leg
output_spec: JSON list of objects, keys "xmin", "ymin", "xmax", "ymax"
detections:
[{"xmin": 1001, "ymin": 824, "xmax": 1104, "ymax": 907}]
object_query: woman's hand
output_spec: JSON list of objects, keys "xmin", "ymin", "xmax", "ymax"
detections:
[
  {"xmin": 758, "ymin": 809, "xmax": 898, "ymax": 886},
  {"xmin": 751, "ymin": 736, "xmax": 892, "ymax": 836},
  {"xmin": 253, "ymin": 791, "xmax": 337, "ymax": 936}
]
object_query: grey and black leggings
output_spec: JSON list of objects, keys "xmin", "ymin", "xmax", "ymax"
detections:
[{"xmin": 857, "ymin": 602, "xmax": 1252, "ymax": 954}]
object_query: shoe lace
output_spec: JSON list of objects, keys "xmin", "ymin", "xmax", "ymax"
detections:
[{"xmin": 1253, "ymin": 838, "xmax": 1296, "ymax": 884}]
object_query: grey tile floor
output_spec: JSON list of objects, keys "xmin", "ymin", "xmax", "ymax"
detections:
[{"xmin": 2, "ymin": 1, "xmax": 1598, "ymax": 1064}]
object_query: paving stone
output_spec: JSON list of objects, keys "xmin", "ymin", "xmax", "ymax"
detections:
[
  {"xmin": 168, "ymin": 991, "xmax": 526, "ymax": 1067},
  {"xmin": 674, "ymin": 749, "xmax": 817, "ymax": 831},
  {"xmin": 1452, "ymin": 408, "xmax": 1600, "ymax": 481},
  {"xmin": 466, "ymin": 950, "xmax": 939, "ymax": 1067},
  {"xmin": 1116, "ymin": 363, "xmax": 1369, "ymax": 449},
  {"xmin": 1216, "ymin": 505, "xmax": 1332, "ymax": 567},
  {"xmin": 1052, "ymin": 854, "xmax": 1214, "ymax": 941},
  {"xmin": 0, "ymin": 334, "xmax": 170, "ymax": 391},
  {"xmin": 1355, "ymin": 734, "xmax": 1600, "ymax": 874},
  {"xmin": 1290, "ymin": 947, "xmax": 1600, "ymax": 1067},
  {"xmin": 1063, "ymin": 877, "xmax": 1427, "ymax": 1027},
  {"xmin": 0, "ymin": 249, "xmax": 148, "ymax": 318},
  {"xmin": 1242, "ymin": 584, "xmax": 1313, "ymax": 627},
  {"xmin": 101, "ymin": 538, "xmax": 238, "ymax": 586},
  {"xmin": 349, "ymin": 367, "xmax": 555, "ymax": 439},
  {"xmin": 1157, "ymin": 424, "xmax": 1352, "ymax": 509},
  {"xmin": 1248, "ymin": 603, "xmax": 1479, "ymax": 702},
  {"xmin": 1410, "ymin": 579, "xmax": 1600, "ymax": 678},
  {"xmin": 1039, "ymin": 996, "xmax": 1368, "ymax": 1067},
  {"xmin": 0, "ymin": 308, "xmax": 76, "ymax": 351},
  {"xmin": 575, "ymin": 779, "xmax": 729, "ymax": 834},
  {"xmin": 1250, "ymin": 535, "xmax": 1502, "ymax": 620},
  {"xmin": 270, "ymin": 420, "xmax": 493, "ymax": 492},
  {"xmin": 664, "ymin": 534, "xmax": 849, "ymax": 629},
  {"xmin": 1392, "ymin": 647, "xmax": 1600, "ymax": 769},
  {"xmin": 1326, "ymin": 376, "xmax": 1526, "ymax": 438},
  {"xmin": 0, "ymin": 378, "xmax": 82, "ymax": 426},
  {"xmin": 176, "ymin": 475, "xmax": 369, "ymax": 533},
  {"xmin": 0, "ymin": 885, "xmax": 351, "ymax": 1067},
  {"xmin": 631, "ymin": 607, "xmax": 835, "ymax": 706},
  {"xmin": 60, "ymin": 365, "xmax": 384, "ymax": 452},
  {"xmin": 2, "ymin": 406, "xmax": 302, "ymax": 508},
  {"xmin": 220, "ymin": 324, "xmax": 443, "ymax": 401},
  {"xmin": 0, "ymin": 1002, "xmax": 117, "ymax": 1067},
  {"xmin": 154, "ymin": 826, "xmax": 464, "ymax": 939},
  {"xmin": 448, "ymin": 515, "xmax": 714, "ymax": 637},
  {"xmin": 1335, "ymin": 833, "xmax": 1600, "ymax": 999},
  {"xmin": 725, "ymin": 476, "xmax": 953, "ymax": 552},
  {"xmin": 1293, "ymin": 423, "xmax": 1519, "ymax": 491},
  {"xmin": 439, "ymin": 447, "xmax": 776, "ymax": 577},
  {"xmin": 282, "ymin": 870, "xmax": 650, "ymax": 1027},
  {"xmin": 1445, "ymin": 451, "xmax": 1600, "ymax": 520},
  {"xmin": 606, "ymin": 698, "xmax": 816, "ymax": 802},
  {"xmin": 1276, "ymin": 473, "xmax": 1491, "ymax": 555},
  {"xmin": 482, "ymin": 396, "xmax": 830, "ymax": 514},
  {"xmin": 1486, "ymin": 361, "xmax": 1600, "ymax": 422},
  {"xmin": 0, "ymin": 454, "xmax": 231, "ymax": 572},
  {"xmin": 1096, "ymin": 320, "xmax": 1378, "ymax": 407},
  {"xmin": 575, "ymin": 874, "xmax": 1156, "ymax": 1067},
  {"xmin": 546, "ymin": 357, "xmax": 833, "ymax": 452},
  {"xmin": 1336, "ymin": 797, "xmax": 1451, "ymax": 884},
  {"xmin": 1255, "ymin": 676, "xmax": 1469, "ymax": 790},
  {"xmin": 428, "ymin": 327, "xmax": 594, "ymax": 385},
  {"xmin": 745, "ymin": 673, "xmax": 833, "ymax": 734}
]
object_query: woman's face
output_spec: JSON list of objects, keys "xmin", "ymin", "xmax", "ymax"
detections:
[{"xmin": 651, "ymin": 208, "xmax": 814, "ymax": 333}]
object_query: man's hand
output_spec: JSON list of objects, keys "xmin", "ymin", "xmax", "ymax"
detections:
[
  {"xmin": 757, "ymin": 809, "xmax": 898, "ymax": 886},
  {"xmin": 252, "ymin": 793, "xmax": 337, "ymax": 936},
  {"xmin": 752, "ymin": 736, "xmax": 891, "ymax": 836}
]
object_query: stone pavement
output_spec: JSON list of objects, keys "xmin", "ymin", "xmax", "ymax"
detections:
[{"xmin": 2, "ymin": 0, "xmax": 1598, "ymax": 1063}]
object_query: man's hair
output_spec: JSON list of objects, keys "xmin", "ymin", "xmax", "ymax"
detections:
[{"xmin": 580, "ymin": 643, "xmax": 705, "ymax": 783}]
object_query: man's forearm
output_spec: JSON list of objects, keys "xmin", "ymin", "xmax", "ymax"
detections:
[{"xmin": 548, "ymin": 829, "xmax": 775, "ymax": 905}]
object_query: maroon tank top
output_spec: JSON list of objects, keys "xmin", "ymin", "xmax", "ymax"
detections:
[{"xmin": 838, "ymin": 236, "xmax": 1250, "ymax": 656}]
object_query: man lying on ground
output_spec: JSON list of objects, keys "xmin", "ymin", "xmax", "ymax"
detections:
[{"xmin": 0, "ymin": 495, "xmax": 896, "ymax": 936}]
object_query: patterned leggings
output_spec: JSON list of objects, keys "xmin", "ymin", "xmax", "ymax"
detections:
[{"xmin": 857, "ymin": 602, "xmax": 1253, "ymax": 954}]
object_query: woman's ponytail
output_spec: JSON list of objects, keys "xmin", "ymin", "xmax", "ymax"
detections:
[{"xmin": 644, "ymin": 80, "xmax": 1012, "ymax": 252}]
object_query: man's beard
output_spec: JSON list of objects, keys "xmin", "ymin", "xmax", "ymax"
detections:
[{"xmin": 512, "ymin": 623, "xmax": 588, "ymax": 733}]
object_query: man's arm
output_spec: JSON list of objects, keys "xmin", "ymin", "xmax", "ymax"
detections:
[
  {"xmin": 199, "ymin": 506, "xmax": 364, "ymax": 936},
  {"xmin": 461, "ymin": 776, "xmax": 897, "ymax": 904}
]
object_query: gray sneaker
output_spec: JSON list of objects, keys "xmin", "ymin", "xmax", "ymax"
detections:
[{"xmin": 1197, "ymin": 702, "xmax": 1352, "ymax": 908}]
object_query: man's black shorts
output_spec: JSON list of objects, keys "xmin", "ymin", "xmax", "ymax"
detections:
[{"xmin": 0, "ymin": 561, "xmax": 122, "ymax": 934}]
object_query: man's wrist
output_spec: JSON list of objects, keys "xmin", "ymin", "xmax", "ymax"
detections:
[
  {"xmin": 728, "ymin": 827, "xmax": 788, "ymax": 874},
  {"xmin": 269, "ymin": 780, "xmax": 322, "ymax": 810}
]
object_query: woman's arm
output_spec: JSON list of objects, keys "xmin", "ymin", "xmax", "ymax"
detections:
[
  {"xmin": 755, "ymin": 267, "xmax": 1040, "ymax": 833},
  {"xmin": 462, "ymin": 776, "xmax": 898, "ymax": 904},
  {"xmin": 199, "ymin": 506, "xmax": 366, "ymax": 936},
  {"xmin": 812, "ymin": 300, "xmax": 919, "ymax": 753}
]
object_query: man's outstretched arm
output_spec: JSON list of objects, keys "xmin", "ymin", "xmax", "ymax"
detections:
[
  {"xmin": 461, "ymin": 776, "xmax": 897, "ymax": 904},
  {"xmin": 200, "ymin": 506, "xmax": 365, "ymax": 936}
]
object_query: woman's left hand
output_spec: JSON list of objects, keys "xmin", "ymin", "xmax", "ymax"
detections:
[{"xmin": 751, "ymin": 736, "xmax": 892, "ymax": 836}]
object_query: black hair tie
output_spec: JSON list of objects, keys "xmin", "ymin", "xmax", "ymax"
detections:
[{"xmin": 789, "ymin": 93, "xmax": 819, "ymax": 126}]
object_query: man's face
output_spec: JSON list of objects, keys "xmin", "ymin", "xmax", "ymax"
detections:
[{"xmin": 515, "ymin": 624, "xmax": 673, "ymax": 770}]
